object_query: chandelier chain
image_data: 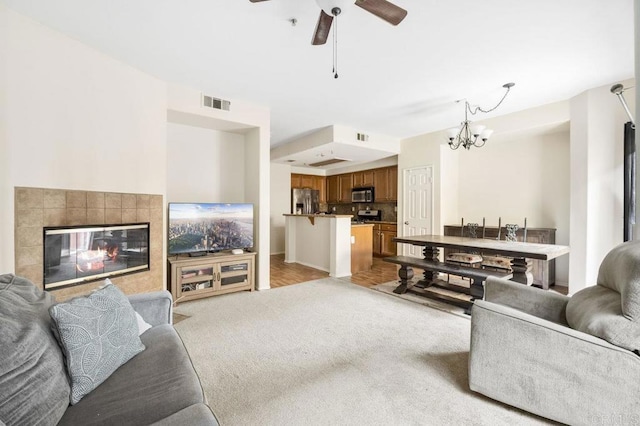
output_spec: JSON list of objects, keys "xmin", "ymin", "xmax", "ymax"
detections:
[
  {"xmin": 446, "ymin": 82, "xmax": 515, "ymax": 151},
  {"xmin": 466, "ymin": 84, "xmax": 514, "ymax": 115}
]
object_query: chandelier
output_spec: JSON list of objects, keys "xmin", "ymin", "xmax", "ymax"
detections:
[{"xmin": 446, "ymin": 82, "xmax": 515, "ymax": 150}]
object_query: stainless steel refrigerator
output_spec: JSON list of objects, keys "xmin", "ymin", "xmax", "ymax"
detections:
[{"xmin": 292, "ymin": 188, "xmax": 319, "ymax": 214}]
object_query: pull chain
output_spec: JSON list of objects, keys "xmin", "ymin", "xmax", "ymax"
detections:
[{"xmin": 333, "ymin": 13, "xmax": 339, "ymax": 79}]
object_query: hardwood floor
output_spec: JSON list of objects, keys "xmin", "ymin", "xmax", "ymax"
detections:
[{"xmin": 270, "ymin": 254, "xmax": 400, "ymax": 289}]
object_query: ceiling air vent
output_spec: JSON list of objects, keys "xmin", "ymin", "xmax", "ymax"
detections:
[
  {"xmin": 202, "ymin": 94, "xmax": 231, "ymax": 111},
  {"xmin": 308, "ymin": 158, "xmax": 351, "ymax": 167},
  {"xmin": 356, "ymin": 132, "xmax": 369, "ymax": 142}
]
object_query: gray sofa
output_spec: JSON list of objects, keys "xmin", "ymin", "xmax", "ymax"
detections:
[
  {"xmin": 0, "ymin": 274, "xmax": 218, "ymax": 426},
  {"xmin": 469, "ymin": 240, "xmax": 640, "ymax": 425}
]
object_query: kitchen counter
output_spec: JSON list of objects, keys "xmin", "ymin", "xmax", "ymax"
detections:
[{"xmin": 283, "ymin": 214, "xmax": 352, "ymax": 277}]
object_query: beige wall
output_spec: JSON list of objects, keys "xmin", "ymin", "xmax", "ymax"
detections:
[{"xmin": 15, "ymin": 187, "xmax": 163, "ymax": 300}]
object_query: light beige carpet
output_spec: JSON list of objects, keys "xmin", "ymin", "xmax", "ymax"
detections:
[
  {"xmin": 371, "ymin": 280, "xmax": 471, "ymax": 318},
  {"xmin": 174, "ymin": 278, "xmax": 553, "ymax": 425}
]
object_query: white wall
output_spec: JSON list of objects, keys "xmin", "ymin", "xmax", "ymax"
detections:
[
  {"xmin": 2, "ymin": 6, "xmax": 272, "ymax": 291},
  {"xmin": 457, "ymin": 129, "xmax": 570, "ymax": 284},
  {"xmin": 0, "ymin": 5, "xmax": 167, "ymax": 273},
  {"xmin": 399, "ymin": 101, "xmax": 572, "ymax": 284},
  {"xmin": 166, "ymin": 83, "xmax": 271, "ymax": 290},
  {"xmin": 166, "ymin": 123, "xmax": 246, "ymax": 202},
  {"xmin": 569, "ymin": 81, "xmax": 634, "ymax": 292},
  {"xmin": 398, "ymin": 133, "xmax": 445, "ymax": 240},
  {"xmin": 270, "ymin": 163, "xmax": 291, "ymax": 254}
]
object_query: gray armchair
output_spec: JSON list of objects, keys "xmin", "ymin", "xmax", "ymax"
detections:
[{"xmin": 469, "ymin": 240, "xmax": 640, "ymax": 425}]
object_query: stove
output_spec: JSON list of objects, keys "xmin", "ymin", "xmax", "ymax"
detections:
[{"xmin": 353, "ymin": 209, "xmax": 381, "ymax": 223}]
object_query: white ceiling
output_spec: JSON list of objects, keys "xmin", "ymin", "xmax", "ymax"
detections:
[{"xmin": 3, "ymin": 0, "xmax": 635, "ymax": 169}]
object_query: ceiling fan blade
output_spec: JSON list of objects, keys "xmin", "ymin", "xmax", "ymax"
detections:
[
  {"xmin": 311, "ymin": 10, "xmax": 334, "ymax": 45},
  {"xmin": 355, "ymin": 0, "xmax": 407, "ymax": 25},
  {"xmin": 249, "ymin": 0, "xmax": 270, "ymax": 2}
]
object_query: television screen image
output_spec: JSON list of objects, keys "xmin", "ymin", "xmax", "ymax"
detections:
[{"xmin": 168, "ymin": 203, "xmax": 254, "ymax": 255}]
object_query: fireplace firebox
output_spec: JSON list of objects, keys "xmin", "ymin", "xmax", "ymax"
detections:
[{"xmin": 43, "ymin": 222, "xmax": 150, "ymax": 290}]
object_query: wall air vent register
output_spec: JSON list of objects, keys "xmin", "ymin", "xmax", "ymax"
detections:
[{"xmin": 202, "ymin": 94, "xmax": 231, "ymax": 111}]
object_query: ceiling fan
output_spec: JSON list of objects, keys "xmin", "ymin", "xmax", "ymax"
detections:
[{"xmin": 249, "ymin": 0, "xmax": 408, "ymax": 45}]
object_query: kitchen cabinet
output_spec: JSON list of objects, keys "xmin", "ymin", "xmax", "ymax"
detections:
[
  {"xmin": 314, "ymin": 175, "xmax": 326, "ymax": 203},
  {"xmin": 351, "ymin": 224, "xmax": 373, "ymax": 273},
  {"xmin": 291, "ymin": 173, "xmax": 316, "ymax": 189},
  {"xmin": 352, "ymin": 170, "xmax": 374, "ymax": 188},
  {"xmin": 373, "ymin": 223, "xmax": 397, "ymax": 256},
  {"xmin": 373, "ymin": 166, "xmax": 397, "ymax": 202},
  {"xmin": 326, "ymin": 175, "xmax": 339, "ymax": 203},
  {"xmin": 338, "ymin": 174, "xmax": 353, "ymax": 203},
  {"xmin": 292, "ymin": 174, "xmax": 326, "ymax": 203},
  {"xmin": 388, "ymin": 166, "xmax": 398, "ymax": 201},
  {"xmin": 327, "ymin": 173, "xmax": 353, "ymax": 204}
]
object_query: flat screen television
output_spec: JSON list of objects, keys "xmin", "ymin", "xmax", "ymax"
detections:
[{"xmin": 168, "ymin": 203, "xmax": 254, "ymax": 255}]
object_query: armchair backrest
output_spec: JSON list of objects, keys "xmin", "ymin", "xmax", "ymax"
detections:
[{"xmin": 597, "ymin": 240, "xmax": 640, "ymax": 321}]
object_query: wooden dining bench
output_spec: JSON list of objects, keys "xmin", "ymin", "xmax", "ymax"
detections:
[{"xmin": 383, "ymin": 255, "xmax": 512, "ymax": 311}]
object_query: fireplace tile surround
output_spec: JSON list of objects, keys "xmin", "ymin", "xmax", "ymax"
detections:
[{"xmin": 14, "ymin": 187, "xmax": 163, "ymax": 301}]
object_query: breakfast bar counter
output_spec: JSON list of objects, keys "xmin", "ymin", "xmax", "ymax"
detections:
[{"xmin": 283, "ymin": 214, "xmax": 353, "ymax": 278}]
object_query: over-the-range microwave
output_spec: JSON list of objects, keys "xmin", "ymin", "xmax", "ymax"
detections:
[{"xmin": 352, "ymin": 187, "xmax": 374, "ymax": 203}]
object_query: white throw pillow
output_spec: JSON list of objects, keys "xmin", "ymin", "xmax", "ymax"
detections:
[{"xmin": 135, "ymin": 311, "xmax": 152, "ymax": 335}]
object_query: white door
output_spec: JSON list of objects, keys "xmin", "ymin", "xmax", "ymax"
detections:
[{"xmin": 402, "ymin": 166, "xmax": 433, "ymax": 257}]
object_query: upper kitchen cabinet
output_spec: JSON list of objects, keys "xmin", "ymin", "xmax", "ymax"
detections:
[
  {"xmin": 388, "ymin": 166, "xmax": 398, "ymax": 201},
  {"xmin": 314, "ymin": 175, "xmax": 326, "ymax": 204},
  {"xmin": 292, "ymin": 173, "xmax": 326, "ymax": 203},
  {"xmin": 326, "ymin": 173, "xmax": 352, "ymax": 204},
  {"xmin": 338, "ymin": 174, "xmax": 353, "ymax": 203},
  {"xmin": 352, "ymin": 170, "xmax": 374, "ymax": 188},
  {"xmin": 374, "ymin": 166, "xmax": 398, "ymax": 202},
  {"xmin": 291, "ymin": 173, "xmax": 314, "ymax": 189}
]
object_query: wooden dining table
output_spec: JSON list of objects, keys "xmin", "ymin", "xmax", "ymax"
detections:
[{"xmin": 392, "ymin": 234, "xmax": 570, "ymax": 288}]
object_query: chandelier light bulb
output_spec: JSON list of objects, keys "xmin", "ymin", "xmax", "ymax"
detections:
[
  {"xmin": 470, "ymin": 124, "xmax": 486, "ymax": 137},
  {"xmin": 480, "ymin": 129, "xmax": 494, "ymax": 141}
]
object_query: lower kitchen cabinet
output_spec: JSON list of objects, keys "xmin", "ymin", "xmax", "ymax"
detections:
[{"xmin": 373, "ymin": 223, "xmax": 397, "ymax": 257}]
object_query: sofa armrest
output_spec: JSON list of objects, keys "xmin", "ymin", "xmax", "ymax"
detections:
[
  {"xmin": 128, "ymin": 290, "xmax": 173, "ymax": 326},
  {"xmin": 470, "ymin": 299, "xmax": 640, "ymax": 424},
  {"xmin": 484, "ymin": 276, "xmax": 570, "ymax": 325}
]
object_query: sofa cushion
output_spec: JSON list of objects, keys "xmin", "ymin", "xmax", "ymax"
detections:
[
  {"xmin": 566, "ymin": 285, "xmax": 640, "ymax": 352},
  {"xmin": 0, "ymin": 274, "xmax": 70, "ymax": 426},
  {"xmin": 49, "ymin": 280, "xmax": 145, "ymax": 404},
  {"xmin": 596, "ymin": 240, "xmax": 640, "ymax": 320},
  {"xmin": 58, "ymin": 324, "xmax": 208, "ymax": 425}
]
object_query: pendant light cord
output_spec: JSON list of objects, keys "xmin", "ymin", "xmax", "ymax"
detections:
[{"xmin": 333, "ymin": 13, "xmax": 339, "ymax": 79}]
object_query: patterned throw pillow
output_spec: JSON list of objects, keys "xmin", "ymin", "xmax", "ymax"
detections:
[{"xmin": 49, "ymin": 280, "xmax": 145, "ymax": 405}]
